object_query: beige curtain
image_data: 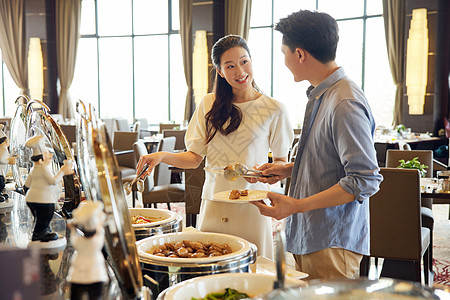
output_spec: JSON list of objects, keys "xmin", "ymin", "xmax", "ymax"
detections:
[
  {"xmin": 180, "ymin": 0, "xmax": 193, "ymax": 122},
  {"xmin": 383, "ymin": 0, "xmax": 406, "ymax": 126},
  {"xmin": 225, "ymin": 0, "xmax": 252, "ymax": 40},
  {"xmin": 56, "ymin": 0, "xmax": 81, "ymax": 119},
  {"xmin": 0, "ymin": 0, "xmax": 27, "ymax": 95}
]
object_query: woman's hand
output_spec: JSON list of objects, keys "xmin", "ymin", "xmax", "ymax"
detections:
[{"xmin": 136, "ymin": 152, "xmax": 166, "ymax": 178}]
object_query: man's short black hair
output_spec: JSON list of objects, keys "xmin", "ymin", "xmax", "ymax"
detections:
[{"xmin": 275, "ymin": 10, "xmax": 339, "ymax": 63}]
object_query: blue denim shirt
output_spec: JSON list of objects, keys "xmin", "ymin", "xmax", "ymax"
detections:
[{"xmin": 286, "ymin": 67, "xmax": 382, "ymax": 256}]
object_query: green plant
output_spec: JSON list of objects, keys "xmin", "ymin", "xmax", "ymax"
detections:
[
  {"xmin": 396, "ymin": 124, "xmax": 407, "ymax": 133},
  {"xmin": 397, "ymin": 157, "xmax": 428, "ymax": 177}
]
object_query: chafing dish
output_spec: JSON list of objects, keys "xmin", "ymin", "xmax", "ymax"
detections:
[
  {"xmin": 136, "ymin": 231, "xmax": 257, "ymax": 294},
  {"xmin": 260, "ymin": 278, "xmax": 449, "ymax": 299},
  {"xmin": 129, "ymin": 208, "xmax": 182, "ymax": 241},
  {"xmin": 9, "ymin": 96, "xmax": 80, "ymax": 217}
]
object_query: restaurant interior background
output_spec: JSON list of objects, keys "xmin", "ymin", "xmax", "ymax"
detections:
[
  {"xmin": 0, "ymin": 0, "xmax": 450, "ymax": 294},
  {"xmin": 0, "ymin": 0, "xmax": 448, "ymax": 139}
]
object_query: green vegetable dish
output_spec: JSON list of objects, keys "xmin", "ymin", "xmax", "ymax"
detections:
[
  {"xmin": 397, "ymin": 157, "xmax": 428, "ymax": 178},
  {"xmin": 191, "ymin": 288, "xmax": 250, "ymax": 300}
]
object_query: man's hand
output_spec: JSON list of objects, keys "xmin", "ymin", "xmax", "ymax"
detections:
[
  {"xmin": 250, "ymin": 192, "xmax": 299, "ymax": 220},
  {"xmin": 255, "ymin": 163, "xmax": 293, "ymax": 184}
]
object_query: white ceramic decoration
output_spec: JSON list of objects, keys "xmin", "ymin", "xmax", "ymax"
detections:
[
  {"xmin": 67, "ymin": 201, "xmax": 108, "ymax": 300},
  {"xmin": 0, "ymin": 124, "xmax": 16, "ymax": 205},
  {"xmin": 24, "ymin": 134, "xmax": 74, "ymax": 244}
]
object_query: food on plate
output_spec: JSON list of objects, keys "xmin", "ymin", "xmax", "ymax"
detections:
[
  {"xmin": 191, "ymin": 288, "xmax": 250, "ymax": 300},
  {"xmin": 149, "ymin": 240, "xmax": 233, "ymax": 258},
  {"xmin": 228, "ymin": 189, "xmax": 241, "ymax": 199},
  {"xmin": 240, "ymin": 189, "xmax": 248, "ymax": 196},
  {"xmin": 228, "ymin": 189, "xmax": 249, "ymax": 199},
  {"xmin": 131, "ymin": 215, "xmax": 162, "ymax": 224}
]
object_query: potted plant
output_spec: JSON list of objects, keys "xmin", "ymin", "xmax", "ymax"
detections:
[{"xmin": 397, "ymin": 157, "xmax": 428, "ymax": 178}]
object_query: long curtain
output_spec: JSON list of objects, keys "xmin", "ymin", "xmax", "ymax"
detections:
[
  {"xmin": 0, "ymin": 0, "xmax": 27, "ymax": 95},
  {"xmin": 180, "ymin": 0, "xmax": 193, "ymax": 122},
  {"xmin": 56, "ymin": 0, "xmax": 81, "ymax": 119},
  {"xmin": 383, "ymin": 0, "xmax": 406, "ymax": 126},
  {"xmin": 225, "ymin": 0, "xmax": 252, "ymax": 40}
]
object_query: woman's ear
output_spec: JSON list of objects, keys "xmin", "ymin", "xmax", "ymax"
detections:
[{"xmin": 216, "ymin": 68, "xmax": 224, "ymax": 78}]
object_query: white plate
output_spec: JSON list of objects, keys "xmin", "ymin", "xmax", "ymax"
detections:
[
  {"xmin": 163, "ymin": 273, "xmax": 305, "ymax": 300},
  {"xmin": 211, "ymin": 189, "xmax": 268, "ymax": 203}
]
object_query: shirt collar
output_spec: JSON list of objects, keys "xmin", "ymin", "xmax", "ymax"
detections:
[{"xmin": 306, "ymin": 67, "xmax": 346, "ymax": 101}]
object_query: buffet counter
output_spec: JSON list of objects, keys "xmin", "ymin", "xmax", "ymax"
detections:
[{"xmin": 0, "ymin": 191, "xmax": 122, "ymax": 300}]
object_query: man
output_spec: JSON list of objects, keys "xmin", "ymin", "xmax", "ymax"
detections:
[{"xmin": 251, "ymin": 10, "xmax": 382, "ymax": 280}]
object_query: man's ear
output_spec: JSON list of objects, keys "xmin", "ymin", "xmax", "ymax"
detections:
[{"xmin": 296, "ymin": 48, "xmax": 306, "ymax": 62}]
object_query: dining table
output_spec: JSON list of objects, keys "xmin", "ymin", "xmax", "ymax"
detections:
[{"xmin": 420, "ymin": 178, "xmax": 450, "ymax": 219}]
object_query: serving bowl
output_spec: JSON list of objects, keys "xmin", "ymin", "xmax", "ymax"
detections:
[
  {"xmin": 129, "ymin": 208, "xmax": 182, "ymax": 240},
  {"xmin": 137, "ymin": 231, "xmax": 257, "ymax": 294},
  {"xmin": 160, "ymin": 273, "xmax": 305, "ymax": 300}
]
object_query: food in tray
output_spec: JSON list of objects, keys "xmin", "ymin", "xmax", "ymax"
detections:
[
  {"xmin": 149, "ymin": 240, "xmax": 233, "ymax": 258},
  {"xmin": 131, "ymin": 214, "xmax": 162, "ymax": 224},
  {"xmin": 228, "ymin": 189, "xmax": 248, "ymax": 200},
  {"xmin": 191, "ymin": 288, "xmax": 250, "ymax": 300}
]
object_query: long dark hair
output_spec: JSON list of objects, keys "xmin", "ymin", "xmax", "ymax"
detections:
[{"xmin": 205, "ymin": 35, "xmax": 258, "ymax": 144}]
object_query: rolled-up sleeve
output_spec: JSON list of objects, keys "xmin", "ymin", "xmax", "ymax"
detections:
[{"xmin": 332, "ymin": 100, "xmax": 383, "ymax": 202}]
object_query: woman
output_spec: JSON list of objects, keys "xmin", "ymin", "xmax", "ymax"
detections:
[{"xmin": 137, "ymin": 35, "xmax": 293, "ymax": 258}]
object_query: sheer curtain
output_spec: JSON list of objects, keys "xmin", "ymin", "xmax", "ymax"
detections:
[
  {"xmin": 225, "ymin": 0, "xmax": 252, "ymax": 40},
  {"xmin": 383, "ymin": 0, "xmax": 406, "ymax": 126},
  {"xmin": 56, "ymin": 0, "xmax": 81, "ymax": 119},
  {"xmin": 0, "ymin": 0, "xmax": 27, "ymax": 95},
  {"xmin": 180, "ymin": 0, "xmax": 193, "ymax": 122}
]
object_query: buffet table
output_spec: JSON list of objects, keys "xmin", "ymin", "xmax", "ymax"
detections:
[{"xmin": 0, "ymin": 191, "xmax": 122, "ymax": 299}]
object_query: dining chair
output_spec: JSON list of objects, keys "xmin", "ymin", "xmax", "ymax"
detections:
[
  {"xmin": 162, "ymin": 129, "xmax": 186, "ymax": 152},
  {"xmin": 113, "ymin": 131, "xmax": 139, "ymax": 182},
  {"xmin": 385, "ymin": 149, "xmax": 435, "ymax": 269},
  {"xmin": 135, "ymin": 118, "xmax": 153, "ymax": 139},
  {"xmin": 60, "ymin": 124, "xmax": 76, "ymax": 145},
  {"xmin": 115, "ymin": 118, "xmax": 131, "ymax": 132},
  {"xmin": 133, "ymin": 137, "xmax": 185, "ymax": 210},
  {"xmin": 159, "ymin": 123, "xmax": 180, "ymax": 133},
  {"xmin": 184, "ymin": 160, "xmax": 205, "ymax": 227},
  {"xmin": 360, "ymin": 168, "xmax": 431, "ymax": 285},
  {"xmin": 102, "ymin": 118, "xmax": 117, "ymax": 140}
]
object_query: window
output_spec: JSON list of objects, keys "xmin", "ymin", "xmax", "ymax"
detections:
[
  {"xmin": 0, "ymin": 51, "xmax": 21, "ymax": 117},
  {"xmin": 72, "ymin": 0, "xmax": 187, "ymax": 124},
  {"xmin": 248, "ymin": 0, "xmax": 395, "ymax": 128}
]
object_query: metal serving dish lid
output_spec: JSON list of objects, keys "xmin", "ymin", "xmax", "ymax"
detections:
[
  {"xmin": 75, "ymin": 101, "xmax": 143, "ymax": 298},
  {"xmin": 9, "ymin": 95, "xmax": 33, "ymax": 188},
  {"xmin": 260, "ymin": 278, "xmax": 449, "ymax": 299}
]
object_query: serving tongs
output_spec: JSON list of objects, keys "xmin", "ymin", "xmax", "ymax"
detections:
[
  {"xmin": 204, "ymin": 162, "xmax": 274, "ymax": 182},
  {"xmin": 123, "ymin": 164, "xmax": 149, "ymax": 195}
]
